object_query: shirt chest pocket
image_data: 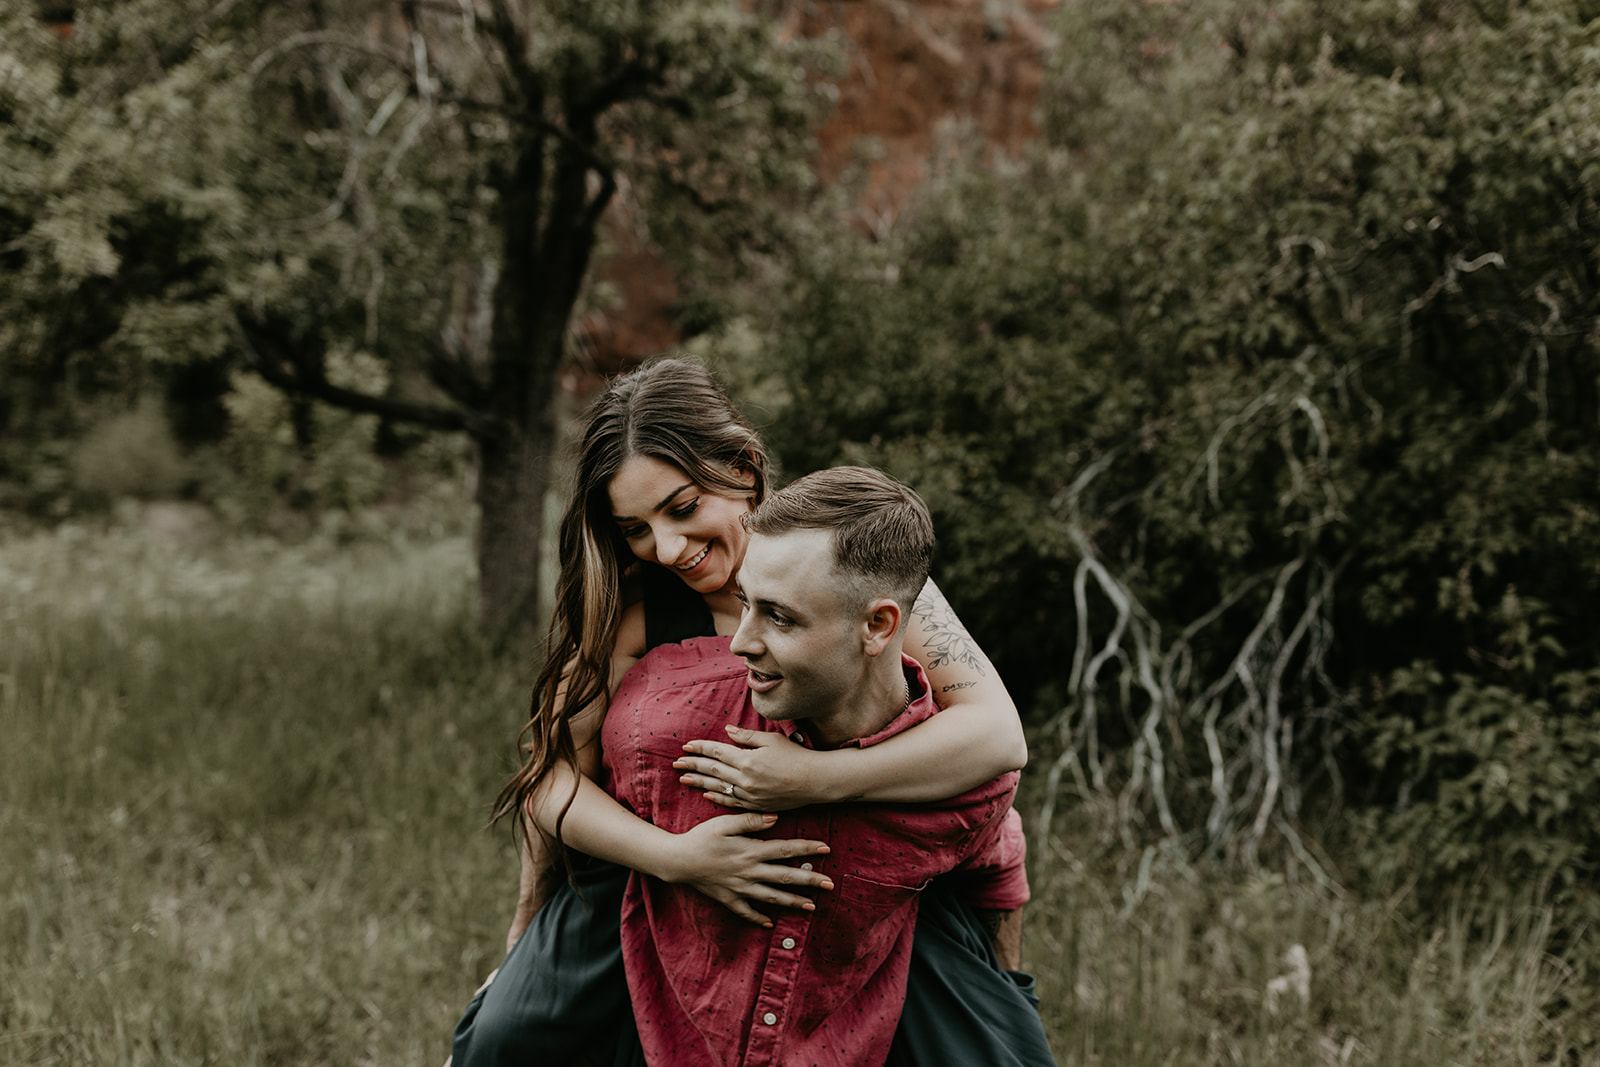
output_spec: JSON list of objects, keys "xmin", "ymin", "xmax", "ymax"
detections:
[
  {"xmin": 796, "ymin": 873, "xmax": 922, "ymax": 1034},
  {"xmin": 811, "ymin": 873, "xmax": 921, "ymax": 967}
]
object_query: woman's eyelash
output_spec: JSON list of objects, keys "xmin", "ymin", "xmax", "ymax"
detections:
[{"xmin": 619, "ymin": 496, "xmax": 699, "ymax": 538}]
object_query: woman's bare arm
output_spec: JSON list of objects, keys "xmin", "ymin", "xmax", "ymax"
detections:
[
  {"xmin": 675, "ymin": 578, "xmax": 1027, "ymax": 807},
  {"xmin": 505, "ymin": 814, "xmax": 564, "ymax": 951},
  {"xmin": 520, "ymin": 713, "xmax": 832, "ymax": 925},
  {"xmin": 509, "ymin": 624, "xmax": 833, "ymax": 929}
]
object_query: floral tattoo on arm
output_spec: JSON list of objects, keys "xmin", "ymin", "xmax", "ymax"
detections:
[{"xmin": 912, "ymin": 583, "xmax": 989, "ymax": 695}]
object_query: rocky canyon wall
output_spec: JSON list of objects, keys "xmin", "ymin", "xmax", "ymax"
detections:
[{"xmin": 574, "ymin": 0, "xmax": 1058, "ymax": 381}]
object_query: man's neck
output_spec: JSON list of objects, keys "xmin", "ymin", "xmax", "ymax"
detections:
[{"xmin": 808, "ymin": 654, "xmax": 911, "ymax": 749}]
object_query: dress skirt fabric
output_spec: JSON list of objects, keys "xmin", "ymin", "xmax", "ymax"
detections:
[
  {"xmin": 888, "ymin": 879, "xmax": 1057, "ymax": 1066},
  {"xmin": 451, "ymin": 857, "xmax": 646, "ymax": 1067},
  {"xmin": 450, "ymin": 858, "xmax": 1054, "ymax": 1066}
]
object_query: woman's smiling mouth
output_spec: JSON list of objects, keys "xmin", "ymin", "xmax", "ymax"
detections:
[{"xmin": 676, "ymin": 544, "xmax": 711, "ymax": 571}]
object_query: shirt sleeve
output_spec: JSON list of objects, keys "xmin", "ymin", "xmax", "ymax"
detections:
[{"xmin": 939, "ymin": 806, "xmax": 1031, "ymax": 911}]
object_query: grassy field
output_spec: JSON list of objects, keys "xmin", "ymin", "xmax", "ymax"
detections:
[{"xmin": 1, "ymin": 520, "xmax": 1592, "ymax": 1065}]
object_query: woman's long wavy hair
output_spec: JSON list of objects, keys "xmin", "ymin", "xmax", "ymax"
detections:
[{"xmin": 492, "ymin": 358, "xmax": 770, "ymax": 852}]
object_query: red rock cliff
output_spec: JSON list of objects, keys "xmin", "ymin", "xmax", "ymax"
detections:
[{"xmin": 575, "ymin": 0, "xmax": 1057, "ymax": 380}]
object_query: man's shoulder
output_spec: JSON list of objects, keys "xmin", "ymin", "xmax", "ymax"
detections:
[
  {"xmin": 626, "ymin": 636, "xmax": 744, "ymax": 686},
  {"xmin": 612, "ymin": 636, "xmax": 750, "ymax": 740}
]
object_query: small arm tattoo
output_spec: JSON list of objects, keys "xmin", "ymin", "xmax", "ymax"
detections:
[
  {"xmin": 941, "ymin": 681, "xmax": 977, "ymax": 694},
  {"xmin": 912, "ymin": 583, "xmax": 989, "ymax": 675}
]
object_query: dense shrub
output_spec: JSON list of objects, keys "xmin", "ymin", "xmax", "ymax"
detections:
[
  {"xmin": 69, "ymin": 399, "xmax": 189, "ymax": 500},
  {"xmin": 726, "ymin": 0, "xmax": 1600, "ymax": 920}
]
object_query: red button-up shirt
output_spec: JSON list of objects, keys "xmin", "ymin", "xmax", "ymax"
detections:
[{"xmin": 600, "ymin": 636, "xmax": 1026, "ymax": 1067}]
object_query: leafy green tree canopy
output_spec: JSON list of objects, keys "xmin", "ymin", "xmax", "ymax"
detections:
[{"xmin": 0, "ymin": 0, "xmax": 830, "ymax": 632}]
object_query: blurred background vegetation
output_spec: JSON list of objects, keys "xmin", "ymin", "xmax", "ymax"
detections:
[{"xmin": 3, "ymin": 0, "xmax": 1597, "ymax": 1062}]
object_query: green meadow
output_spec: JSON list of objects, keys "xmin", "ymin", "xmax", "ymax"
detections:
[{"xmin": 2, "ymin": 522, "xmax": 1590, "ymax": 1065}]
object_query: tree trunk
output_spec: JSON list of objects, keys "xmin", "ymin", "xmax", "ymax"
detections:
[
  {"xmin": 475, "ymin": 414, "xmax": 555, "ymax": 641},
  {"xmin": 471, "ymin": 120, "xmax": 585, "ymax": 642}
]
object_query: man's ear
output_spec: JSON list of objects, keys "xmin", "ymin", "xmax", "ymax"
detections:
[{"xmin": 861, "ymin": 598, "xmax": 903, "ymax": 657}]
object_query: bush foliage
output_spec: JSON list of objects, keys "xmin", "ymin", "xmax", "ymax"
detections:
[{"xmin": 723, "ymin": 0, "xmax": 1600, "ymax": 924}]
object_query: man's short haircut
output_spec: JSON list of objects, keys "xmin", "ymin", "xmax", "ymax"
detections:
[{"xmin": 744, "ymin": 466, "xmax": 934, "ymax": 613}]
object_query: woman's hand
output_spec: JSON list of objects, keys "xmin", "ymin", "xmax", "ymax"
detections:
[
  {"xmin": 674, "ymin": 726, "xmax": 837, "ymax": 811},
  {"xmin": 661, "ymin": 812, "xmax": 833, "ymax": 926}
]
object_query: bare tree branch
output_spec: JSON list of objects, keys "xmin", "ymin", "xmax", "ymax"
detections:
[
  {"xmin": 231, "ymin": 313, "xmax": 487, "ymax": 437},
  {"xmin": 1036, "ymin": 363, "xmax": 1351, "ymax": 882},
  {"xmin": 246, "ymin": 31, "xmax": 409, "ymax": 84}
]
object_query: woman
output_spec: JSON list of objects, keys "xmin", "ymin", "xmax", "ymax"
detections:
[{"xmin": 451, "ymin": 358, "xmax": 1036, "ymax": 1066}]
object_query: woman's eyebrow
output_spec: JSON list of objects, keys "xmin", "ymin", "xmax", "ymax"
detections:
[{"xmin": 613, "ymin": 482, "xmax": 695, "ymax": 522}]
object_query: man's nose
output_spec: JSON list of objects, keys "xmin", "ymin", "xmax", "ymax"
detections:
[{"xmin": 730, "ymin": 614, "xmax": 759, "ymax": 658}]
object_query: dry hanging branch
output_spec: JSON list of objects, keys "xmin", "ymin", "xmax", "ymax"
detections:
[{"xmin": 1036, "ymin": 357, "xmax": 1354, "ymax": 884}]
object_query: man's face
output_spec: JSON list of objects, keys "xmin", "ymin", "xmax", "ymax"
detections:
[{"xmin": 730, "ymin": 528, "xmax": 870, "ymax": 734}]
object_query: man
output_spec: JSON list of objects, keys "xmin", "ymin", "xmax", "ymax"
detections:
[{"xmin": 603, "ymin": 467, "xmax": 1052, "ymax": 1066}]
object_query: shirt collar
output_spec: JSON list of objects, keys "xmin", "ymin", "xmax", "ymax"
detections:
[{"xmin": 776, "ymin": 654, "xmax": 936, "ymax": 750}]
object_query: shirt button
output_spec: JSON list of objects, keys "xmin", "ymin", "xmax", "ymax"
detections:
[
  {"xmin": 781, "ymin": 937, "xmax": 796, "ymax": 950},
  {"xmin": 799, "ymin": 863, "xmax": 813, "ymax": 871},
  {"xmin": 762, "ymin": 1012, "xmax": 778, "ymax": 1026}
]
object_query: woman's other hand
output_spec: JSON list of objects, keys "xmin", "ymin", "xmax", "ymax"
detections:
[
  {"xmin": 662, "ymin": 812, "xmax": 833, "ymax": 926},
  {"xmin": 674, "ymin": 727, "xmax": 836, "ymax": 811}
]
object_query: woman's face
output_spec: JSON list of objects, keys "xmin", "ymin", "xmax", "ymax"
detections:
[{"xmin": 607, "ymin": 455, "xmax": 754, "ymax": 595}]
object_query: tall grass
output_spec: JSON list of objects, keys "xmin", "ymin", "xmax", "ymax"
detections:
[
  {"xmin": 1020, "ymin": 830, "xmax": 1594, "ymax": 1065},
  {"xmin": 2, "ymin": 523, "xmax": 1592, "ymax": 1065},
  {"xmin": 1, "ymin": 524, "xmax": 522, "ymax": 1065}
]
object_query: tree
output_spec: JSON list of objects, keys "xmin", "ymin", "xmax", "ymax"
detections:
[{"xmin": 0, "ymin": 0, "xmax": 825, "ymax": 634}]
